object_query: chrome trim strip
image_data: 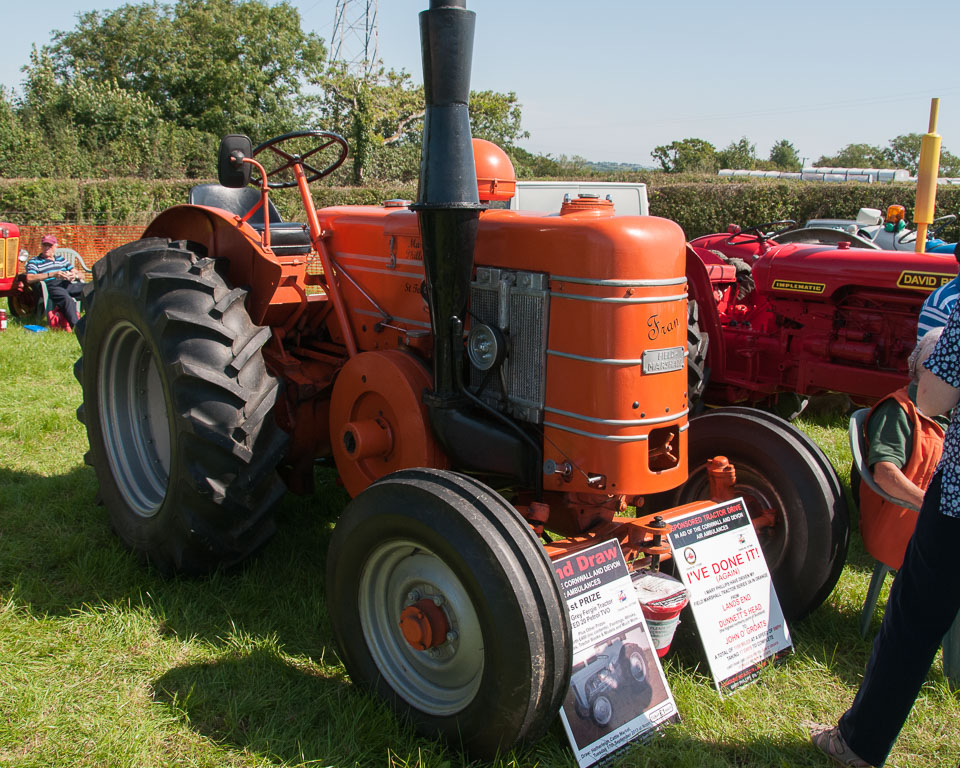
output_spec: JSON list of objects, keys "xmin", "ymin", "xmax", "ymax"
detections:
[
  {"xmin": 551, "ymin": 275, "xmax": 688, "ymax": 287},
  {"xmin": 544, "ymin": 407, "xmax": 688, "ymax": 426},
  {"xmin": 353, "ymin": 308, "xmax": 431, "ymax": 328},
  {"xmin": 544, "ymin": 422, "xmax": 650, "ymax": 442},
  {"xmin": 549, "ymin": 291, "xmax": 688, "ymax": 304},
  {"xmin": 547, "ymin": 349, "xmax": 689, "ymax": 365},
  {"xmin": 335, "ymin": 251, "xmax": 423, "ymax": 267},
  {"xmin": 332, "ymin": 263, "xmax": 425, "ymax": 280}
]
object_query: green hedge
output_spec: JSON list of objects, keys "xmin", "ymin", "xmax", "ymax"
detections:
[
  {"xmin": 648, "ymin": 179, "xmax": 960, "ymax": 239},
  {"xmin": 0, "ymin": 178, "xmax": 419, "ymax": 225},
  {"xmin": 2, "ymin": 176, "xmax": 960, "ymax": 242}
]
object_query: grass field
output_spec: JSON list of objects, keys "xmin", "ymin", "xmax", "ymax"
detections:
[{"xmin": 1, "ymin": 322, "xmax": 957, "ymax": 768}]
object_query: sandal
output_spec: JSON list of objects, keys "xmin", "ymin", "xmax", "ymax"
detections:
[{"xmin": 810, "ymin": 724, "xmax": 871, "ymax": 767}]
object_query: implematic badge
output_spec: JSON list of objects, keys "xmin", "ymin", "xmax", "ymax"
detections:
[
  {"xmin": 642, "ymin": 346, "xmax": 685, "ymax": 374},
  {"xmin": 771, "ymin": 279, "xmax": 825, "ymax": 294},
  {"xmin": 896, "ymin": 271, "xmax": 955, "ymax": 291}
]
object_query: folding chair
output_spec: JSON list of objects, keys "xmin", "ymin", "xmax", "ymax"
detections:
[{"xmin": 850, "ymin": 408, "xmax": 959, "ymax": 687}]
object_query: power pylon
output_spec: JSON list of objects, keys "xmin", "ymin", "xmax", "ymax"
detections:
[{"xmin": 330, "ymin": 0, "xmax": 379, "ymax": 77}]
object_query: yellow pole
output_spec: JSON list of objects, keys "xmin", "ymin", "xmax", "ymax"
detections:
[{"xmin": 914, "ymin": 98, "xmax": 941, "ymax": 253}]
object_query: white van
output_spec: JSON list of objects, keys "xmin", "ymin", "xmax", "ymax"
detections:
[{"xmin": 498, "ymin": 181, "xmax": 649, "ymax": 216}]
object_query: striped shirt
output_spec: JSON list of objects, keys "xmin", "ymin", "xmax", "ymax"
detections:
[
  {"xmin": 26, "ymin": 253, "xmax": 72, "ymax": 284},
  {"xmin": 917, "ymin": 276, "xmax": 960, "ymax": 342}
]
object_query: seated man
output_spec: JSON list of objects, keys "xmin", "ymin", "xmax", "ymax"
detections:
[
  {"xmin": 25, "ymin": 235, "xmax": 85, "ymax": 328},
  {"xmin": 860, "ymin": 328, "xmax": 949, "ymax": 569}
]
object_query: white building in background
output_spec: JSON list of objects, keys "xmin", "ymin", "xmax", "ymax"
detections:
[{"xmin": 719, "ymin": 167, "xmax": 960, "ymax": 184}]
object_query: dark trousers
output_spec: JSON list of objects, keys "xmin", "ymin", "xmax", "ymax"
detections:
[
  {"xmin": 839, "ymin": 471, "xmax": 960, "ymax": 766},
  {"xmin": 47, "ymin": 280, "xmax": 84, "ymax": 326}
]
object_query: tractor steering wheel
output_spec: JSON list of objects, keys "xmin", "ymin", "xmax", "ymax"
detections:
[
  {"xmin": 928, "ymin": 213, "xmax": 958, "ymax": 240},
  {"xmin": 251, "ymin": 129, "xmax": 348, "ymax": 189},
  {"xmin": 726, "ymin": 220, "xmax": 797, "ymax": 245}
]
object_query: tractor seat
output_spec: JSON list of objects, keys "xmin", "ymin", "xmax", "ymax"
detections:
[
  {"xmin": 188, "ymin": 184, "xmax": 312, "ymax": 256},
  {"xmin": 771, "ymin": 227, "xmax": 880, "ymax": 250}
]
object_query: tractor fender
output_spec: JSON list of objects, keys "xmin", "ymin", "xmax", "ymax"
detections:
[
  {"xmin": 143, "ymin": 205, "xmax": 298, "ymax": 327},
  {"xmin": 685, "ymin": 244, "xmax": 725, "ymax": 376}
]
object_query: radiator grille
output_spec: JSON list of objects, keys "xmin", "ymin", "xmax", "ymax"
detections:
[
  {"xmin": 4, "ymin": 237, "xmax": 18, "ymax": 280},
  {"xmin": 469, "ymin": 268, "xmax": 549, "ymax": 423}
]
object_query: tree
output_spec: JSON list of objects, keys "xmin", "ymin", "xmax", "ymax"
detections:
[
  {"xmin": 45, "ymin": 0, "xmax": 327, "ymax": 139},
  {"xmin": 884, "ymin": 133, "xmax": 960, "ymax": 176},
  {"xmin": 651, "ymin": 138, "xmax": 717, "ymax": 173},
  {"xmin": 318, "ymin": 63, "xmax": 529, "ymax": 183},
  {"xmin": 815, "ymin": 143, "xmax": 887, "ymax": 168},
  {"xmin": 768, "ymin": 139, "xmax": 801, "ymax": 171},
  {"xmin": 469, "ymin": 90, "xmax": 528, "ymax": 148},
  {"xmin": 716, "ymin": 137, "xmax": 756, "ymax": 170}
]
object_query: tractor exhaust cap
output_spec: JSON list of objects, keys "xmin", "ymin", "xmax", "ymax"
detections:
[{"xmin": 412, "ymin": 0, "xmax": 484, "ymax": 402}]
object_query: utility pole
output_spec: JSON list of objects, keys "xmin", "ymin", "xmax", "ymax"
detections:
[{"xmin": 331, "ymin": 0, "xmax": 379, "ymax": 78}]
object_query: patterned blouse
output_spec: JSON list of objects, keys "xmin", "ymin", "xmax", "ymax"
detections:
[{"xmin": 924, "ymin": 299, "xmax": 960, "ymax": 518}]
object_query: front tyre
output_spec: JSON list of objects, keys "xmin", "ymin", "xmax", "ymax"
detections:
[
  {"xmin": 590, "ymin": 694, "xmax": 613, "ymax": 728},
  {"xmin": 74, "ymin": 239, "xmax": 288, "ymax": 574},
  {"xmin": 326, "ymin": 468, "xmax": 571, "ymax": 759}
]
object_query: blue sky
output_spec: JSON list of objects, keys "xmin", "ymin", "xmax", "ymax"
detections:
[{"xmin": 5, "ymin": 0, "xmax": 960, "ymax": 167}]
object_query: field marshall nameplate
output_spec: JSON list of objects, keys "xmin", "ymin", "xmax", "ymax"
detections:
[{"xmin": 642, "ymin": 346, "xmax": 685, "ymax": 375}]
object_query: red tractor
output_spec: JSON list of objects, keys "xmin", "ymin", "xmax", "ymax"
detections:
[
  {"xmin": 0, "ymin": 222, "xmax": 36, "ymax": 317},
  {"xmin": 686, "ymin": 221, "xmax": 959, "ymax": 410},
  {"xmin": 74, "ymin": 1, "xmax": 847, "ymax": 756}
]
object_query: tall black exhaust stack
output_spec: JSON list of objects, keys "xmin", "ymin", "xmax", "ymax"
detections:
[
  {"xmin": 412, "ymin": 0, "xmax": 534, "ymax": 484},
  {"xmin": 412, "ymin": 0, "xmax": 484, "ymax": 404}
]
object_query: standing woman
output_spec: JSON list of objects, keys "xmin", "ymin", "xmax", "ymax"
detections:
[{"xmin": 812, "ymin": 298, "xmax": 960, "ymax": 767}]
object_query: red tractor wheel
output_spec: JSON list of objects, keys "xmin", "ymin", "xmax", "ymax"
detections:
[
  {"xmin": 326, "ymin": 468, "xmax": 571, "ymax": 758},
  {"xmin": 664, "ymin": 408, "xmax": 849, "ymax": 621},
  {"xmin": 687, "ymin": 298, "xmax": 709, "ymax": 411},
  {"xmin": 7, "ymin": 276, "xmax": 37, "ymax": 318}
]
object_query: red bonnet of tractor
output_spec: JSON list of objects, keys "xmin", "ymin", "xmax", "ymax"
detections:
[{"xmin": 688, "ymin": 222, "xmax": 959, "ymax": 409}]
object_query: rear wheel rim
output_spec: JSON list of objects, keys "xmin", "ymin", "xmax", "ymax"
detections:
[
  {"xmin": 358, "ymin": 538, "xmax": 484, "ymax": 716},
  {"xmin": 628, "ymin": 651, "xmax": 647, "ymax": 683},
  {"xmin": 97, "ymin": 321, "xmax": 171, "ymax": 517}
]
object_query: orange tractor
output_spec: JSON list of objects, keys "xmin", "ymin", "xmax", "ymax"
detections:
[{"xmin": 75, "ymin": 0, "xmax": 847, "ymax": 756}]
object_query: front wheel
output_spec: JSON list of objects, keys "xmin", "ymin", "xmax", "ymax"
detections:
[
  {"xmin": 326, "ymin": 468, "xmax": 571, "ymax": 758},
  {"xmin": 590, "ymin": 694, "xmax": 613, "ymax": 728},
  {"xmin": 664, "ymin": 408, "xmax": 849, "ymax": 620},
  {"xmin": 74, "ymin": 239, "xmax": 289, "ymax": 573}
]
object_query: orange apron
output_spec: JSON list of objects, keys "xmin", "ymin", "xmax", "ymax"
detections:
[{"xmin": 860, "ymin": 386, "xmax": 944, "ymax": 569}]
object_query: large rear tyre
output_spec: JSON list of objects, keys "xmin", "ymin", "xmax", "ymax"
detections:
[
  {"xmin": 620, "ymin": 643, "xmax": 648, "ymax": 686},
  {"xmin": 74, "ymin": 239, "xmax": 288, "ymax": 574},
  {"xmin": 326, "ymin": 468, "xmax": 571, "ymax": 759},
  {"xmin": 665, "ymin": 408, "xmax": 849, "ymax": 620},
  {"xmin": 687, "ymin": 299, "xmax": 709, "ymax": 412}
]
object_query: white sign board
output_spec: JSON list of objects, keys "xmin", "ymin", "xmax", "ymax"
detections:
[
  {"xmin": 666, "ymin": 498, "xmax": 792, "ymax": 693},
  {"xmin": 554, "ymin": 540, "xmax": 679, "ymax": 767}
]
